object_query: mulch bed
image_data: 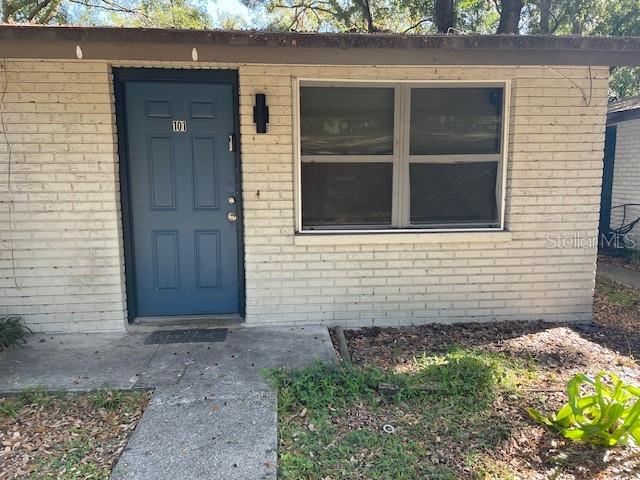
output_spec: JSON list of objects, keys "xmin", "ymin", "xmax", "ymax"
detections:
[
  {"xmin": 338, "ymin": 282, "xmax": 640, "ymax": 479},
  {"xmin": 0, "ymin": 390, "xmax": 150, "ymax": 479}
]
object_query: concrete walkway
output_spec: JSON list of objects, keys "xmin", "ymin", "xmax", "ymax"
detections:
[
  {"xmin": 0, "ymin": 326, "xmax": 336, "ymax": 480},
  {"xmin": 598, "ymin": 262, "xmax": 640, "ymax": 290}
]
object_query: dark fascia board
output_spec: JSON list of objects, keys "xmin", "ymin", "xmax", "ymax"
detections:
[
  {"xmin": 607, "ymin": 108, "xmax": 640, "ymax": 125},
  {"xmin": 1, "ymin": 25, "xmax": 640, "ymax": 66}
]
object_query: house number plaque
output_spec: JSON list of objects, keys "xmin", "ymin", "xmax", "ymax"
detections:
[{"xmin": 172, "ymin": 120, "xmax": 187, "ymax": 132}]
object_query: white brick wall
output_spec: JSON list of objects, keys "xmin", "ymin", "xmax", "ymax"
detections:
[
  {"xmin": 0, "ymin": 60, "xmax": 125, "ymax": 332},
  {"xmin": 609, "ymin": 118, "xmax": 640, "ymax": 247},
  {"xmin": 0, "ymin": 59, "xmax": 609, "ymax": 332}
]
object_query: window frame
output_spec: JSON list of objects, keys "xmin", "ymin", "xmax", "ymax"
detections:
[{"xmin": 293, "ymin": 78, "xmax": 511, "ymax": 234}]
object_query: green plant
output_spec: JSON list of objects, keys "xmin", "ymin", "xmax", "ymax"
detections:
[
  {"xmin": 88, "ymin": 389, "xmax": 129, "ymax": 411},
  {"xmin": 0, "ymin": 315, "xmax": 31, "ymax": 350},
  {"xmin": 528, "ymin": 371, "xmax": 640, "ymax": 447}
]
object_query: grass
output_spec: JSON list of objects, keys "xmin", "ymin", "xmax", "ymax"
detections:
[
  {"xmin": 268, "ymin": 347, "xmax": 538, "ymax": 479},
  {"xmin": 596, "ymin": 278, "xmax": 639, "ymax": 307},
  {"xmin": 0, "ymin": 387, "xmax": 62, "ymax": 419},
  {"xmin": 0, "ymin": 397, "xmax": 23, "ymax": 418},
  {"xmin": 28, "ymin": 438, "xmax": 110, "ymax": 480},
  {"xmin": 88, "ymin": 389, "xmax": 135, "ymax": 411}
]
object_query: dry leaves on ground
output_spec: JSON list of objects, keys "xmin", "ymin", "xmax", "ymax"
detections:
[{"xmin": 0, "ymin": 390, "xmax": 150, "ymax": 479}]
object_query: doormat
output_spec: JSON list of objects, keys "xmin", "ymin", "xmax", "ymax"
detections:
[{"xmin": 144, "ymin": 329, "xmax": 228, "ymax": 345}]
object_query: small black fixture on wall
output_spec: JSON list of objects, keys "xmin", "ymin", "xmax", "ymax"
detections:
[{"xmin": 253, "ymin": 93, "xmax": 269, "ymax": 133}]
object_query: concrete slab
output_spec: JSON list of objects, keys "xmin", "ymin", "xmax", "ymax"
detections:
[
  {"xmin": 0, "ymin": 325, "xmax": 336, "ymax": 480},
  {"xmin": 111, "ymin": 383, "xmax": 277, "ymax": 480},
  {"xmin": 0, "ymin": 326, "xmax": 335, "ymax": 392},
  {"xmin": 598, "ymin": 262, "xmax": 640, "ymax": 290},
  {"xmin": 178, "ymin": 326, "xmax": 335, "ymax": 384},
  {"xmin": 0, "ymin": 333, "xmax": 158, "ymax": 392}
]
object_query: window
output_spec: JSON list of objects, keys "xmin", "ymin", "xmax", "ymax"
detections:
[{"xmin": 297, "ymin": 82, "xmax": 508, "ymax": 232}]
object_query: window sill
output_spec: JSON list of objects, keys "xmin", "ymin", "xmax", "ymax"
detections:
[{"xmin": 293, "ymin": 230, "xmax": 512, "ymax": 246}]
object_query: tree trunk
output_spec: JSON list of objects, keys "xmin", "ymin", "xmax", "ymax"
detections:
[
  {"xmin": 572, "ymin": 19, "xmax": 583, "ymax": 35},
  {"xmin": 356, "ymin": 0, "xmax": 375, "ymax": 32},
  {"xmin": 497, "ymin": 0, "xmax": 523, "ymax": 34},
  {"xmin": 434, "ymin": 0, "xmax": 455, "ymax": 34},
  {"xmin": 27, "ymin": 0, "xmax": 54, "ymax": 22},
  {"xmin": 538, "ymin": 0, "xmax": 551, "ymax": 34}
]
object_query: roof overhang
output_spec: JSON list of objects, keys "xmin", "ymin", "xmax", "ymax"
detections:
[
  {"xmin": 607, "ymin": 96, "xmax": 640, "ymax": 124},
  {"xmin": 1, "ymin": 25, "xmax": 639, "ymax": 66},
  {"xmin": 608, "ymin": 109, "xmax": 640, "ymax": 125}
]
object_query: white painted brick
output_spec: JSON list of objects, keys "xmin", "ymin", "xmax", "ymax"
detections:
[{"xmin": 0, "ymin": 61, "xmax": 608, "ymax": 332}]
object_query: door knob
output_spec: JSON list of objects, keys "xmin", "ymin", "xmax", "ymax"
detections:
[{"xmin": 227, "ymin": 212, "xmax": 238, "ymax": 222}]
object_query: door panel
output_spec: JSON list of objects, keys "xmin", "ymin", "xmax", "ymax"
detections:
[
  {"xmin": 192, "ymin": 137, "xmax": 219, "ymax": 209},
  {"xmin": 125, "ymin": 81, "xmax": 240, "ymax": 316},
  {"xmin": 195, "ymin": 230, "xmax": 221, "ymax": 288},
  {"xmin": 149, "ymin": 136, "xmax": 175, "ymax": 209}
]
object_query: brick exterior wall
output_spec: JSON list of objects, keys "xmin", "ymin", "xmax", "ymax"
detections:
[
  {"xmin": 609, "ymin": 118, "xmax": 640, "ymax": 248},
  {"xmin": 0, "ymin": 59, "xmax": 609, "ymax": 332}
]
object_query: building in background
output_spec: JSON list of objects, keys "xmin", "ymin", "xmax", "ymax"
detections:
[{"xmin": 600, "ymin": 96, "xmax": 640, "ymax": 250}]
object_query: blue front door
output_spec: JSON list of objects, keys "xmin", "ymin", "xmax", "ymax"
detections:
[{"xmin": 125, "ymin": 81, "xmax": 240, "ymax": 316}]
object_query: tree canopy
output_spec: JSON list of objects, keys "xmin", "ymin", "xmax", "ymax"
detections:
[{"xmin": 0, "ymin": 0, "xmax": 638, "ymax": 98}]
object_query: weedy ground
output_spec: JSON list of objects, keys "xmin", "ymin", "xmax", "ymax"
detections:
[
  {"xmin": 0, "ymin": 388, "xmax": 150, "ymax": 479},
  {"xmin": 599, "ymin": 251, "xmax": 640, "ymax": 273},
  {"xmin": 270, "ymin": 351, "xmax": 536, "ymax": 479},
  {"xmin": 273, "ymin": 276, "xmax": 640, "ymax": 479}
]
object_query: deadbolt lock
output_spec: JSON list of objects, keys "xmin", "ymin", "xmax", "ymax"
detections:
[
  {"xmin": 228, "ymin": 196, "xmax": 236, "ymax": 204},
  {"xmin": 227, "ymin": 212, "xmax": 238, "ymax": 222}
]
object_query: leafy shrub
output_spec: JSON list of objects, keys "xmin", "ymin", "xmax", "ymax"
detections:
[
  {"xmin": 528, "ymin": 371, "xmax": 640, "ymax": 446},
  {"xmin": 0, "ymin": 315, "xmax": 31, "ymax": 351}
]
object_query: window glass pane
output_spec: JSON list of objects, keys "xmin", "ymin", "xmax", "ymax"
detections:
[
  {"xmin": 409, "ymin": 162, "xmax": 499, "ymax": 226},
  {"xmin": 410, "ymin": 88, "xmax": 503, "ymax": 155},
  {"xmin": 300, "ymin": 87, "xmax": 394, "ymax": 155},
  {"xmin": 302, "ymin": 163, "xmax": 393, "ymax": 227}
]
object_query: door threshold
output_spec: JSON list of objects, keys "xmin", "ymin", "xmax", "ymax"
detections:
[{"xmin": 127, "ymin": 314, "xmax": 244, "ymax": 333}]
